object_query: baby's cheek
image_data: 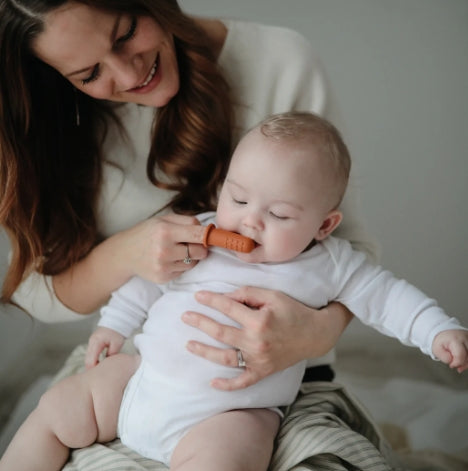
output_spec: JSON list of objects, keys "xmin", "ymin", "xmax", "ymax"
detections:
[
  {"xmin": 266, "ymin": 232, "xmax": 304, "ymax": 263},
  {"xmin": 289, "ymin": 230, "xmax": 314, "ymax": 256},
  {"xmin": 214, "ymin": 211, "xmax": 237, "ymax": 234}
]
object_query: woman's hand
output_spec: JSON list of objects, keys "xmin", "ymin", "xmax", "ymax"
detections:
[
  {"xmin": 121, "ymin": 213, "xmax": 208, "ymax": 284},
  {"xmin": 182, "ymin": 287, "xmax": 353, "ymax": 390},
  {"xmin": 53, "ymin": 213, "xmax": 208, "ymax": 314}
]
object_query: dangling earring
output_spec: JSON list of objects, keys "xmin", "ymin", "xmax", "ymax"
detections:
[{"xmin": 74, "ymin": 88, "xmax": 80, "ymax": 126}]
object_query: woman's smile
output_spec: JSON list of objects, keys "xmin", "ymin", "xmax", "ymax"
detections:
[{"xmin": 128, "ymin": 54, "xmax": 160, "ymax": 93}]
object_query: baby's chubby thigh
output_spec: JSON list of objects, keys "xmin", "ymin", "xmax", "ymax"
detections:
[
  {"xmin": 170, "ymin": 408, "xmax": 281, "ymax": 471},
  {"xmin": 38, "ymin": 353, "xmax": 140, "ymax": 448},
  {"xmin": 87, "ymin": 353, "xmax": 141, "ymax": 442}
]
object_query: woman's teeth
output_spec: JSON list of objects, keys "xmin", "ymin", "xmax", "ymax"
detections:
[{"xmin": 137, "ymin": 60, "xmax": 157, "ymax": 88}]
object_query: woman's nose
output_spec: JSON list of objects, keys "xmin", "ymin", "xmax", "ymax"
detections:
[{"xmin": 108, "ymin": 54, "xmax": 141, "ymax": 91}]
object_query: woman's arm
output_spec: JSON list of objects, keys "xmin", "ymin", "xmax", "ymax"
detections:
[
  {"xmin": 183, "ymin": 287, "xmax": 352, "ymax": 390},
  {"xmin": 53, "ymin": 214, "xmax": 208, "ymax": 314},
  {"xmin": 13, "ymin": 214, "xmax": 208, "ymax": 319}
]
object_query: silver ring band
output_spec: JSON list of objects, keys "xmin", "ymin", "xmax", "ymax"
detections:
[
  {"xmin": 183, "ymin": 243, "xmax": 192, "ymax": 264},
  {"xmin": 236, "ymin": 349, "xmax": 246, "ymax": 368}
]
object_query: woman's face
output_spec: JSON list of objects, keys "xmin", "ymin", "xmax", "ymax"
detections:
[{"xmin": 33, "ymin": 3, "xmax": 180, "ymax": 107}]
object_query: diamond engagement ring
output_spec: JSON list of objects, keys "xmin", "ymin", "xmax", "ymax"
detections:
[
  {"xmin": 236, "ymin": 349, "xmax": 246, "ymax": 368},
  {"xmin": 183, "ymin": 243, "xmax": 192, "ymax": 264}
]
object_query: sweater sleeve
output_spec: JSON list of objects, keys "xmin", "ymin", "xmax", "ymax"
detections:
[{"xmin": 11, "ymin": 272, "xmax": 91, "ymax": 323}]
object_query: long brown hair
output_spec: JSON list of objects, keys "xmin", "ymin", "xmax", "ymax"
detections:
[{"xmin": 0, "ymin": 0, "xmax": 232, "ymax": 302}]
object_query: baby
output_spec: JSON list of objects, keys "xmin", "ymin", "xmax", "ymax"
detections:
[{"xmin": 2, "ymin": 112, "xmax": 467, "ymax": 471}]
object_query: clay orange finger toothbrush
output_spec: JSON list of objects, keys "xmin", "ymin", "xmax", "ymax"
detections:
[{"xmin": 202, "ymin": 224, "xmax": 256, "ymax": 253}]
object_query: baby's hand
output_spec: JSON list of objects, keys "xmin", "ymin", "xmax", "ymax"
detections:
[
  {"xmin": 85, "ymin": 326, "xmax": 126, "ymax": 369},
  {"xmin": 432, "ymin": 329, "xmax": 468, "ymax": 373}
]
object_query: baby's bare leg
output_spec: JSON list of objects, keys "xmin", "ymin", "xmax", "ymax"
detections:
[
  {"xmin": 170, "ymin": 408, "xmax": 280, "ymax": 471},
  {"xmin": 0, "ymin": 354, "xmax": 139, "ymax": 471}
]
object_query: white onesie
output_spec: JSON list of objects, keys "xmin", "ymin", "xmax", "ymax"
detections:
[{"xmin": 99, "ymin": 214, "xmax": 464, "ymax": 465}]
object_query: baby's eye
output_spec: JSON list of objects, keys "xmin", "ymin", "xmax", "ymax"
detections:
[
  {"xmin": 233, "ymin": 198, "xmax": 247, "ymax": 205},
  {"xmin": 270, "ymin": 212, "xmax": 289, "ymax": 220}
]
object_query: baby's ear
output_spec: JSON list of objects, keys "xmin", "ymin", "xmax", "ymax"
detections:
[{"xmin": 315, "ymin": 210, "xmax": 343, "ymax": 241}]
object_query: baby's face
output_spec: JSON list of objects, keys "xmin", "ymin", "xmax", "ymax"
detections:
[{"xmin": 216, "ymin": 129, "xmax": 336, "ymax": 263}]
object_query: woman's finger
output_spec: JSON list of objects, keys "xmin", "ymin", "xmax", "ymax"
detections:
[
  {"xmin": 160, "ymin": 214, "xmax": 207, "ymax": 245},
  {"xmin": 182, "ymin": 311, "xmax": 244, "ymax": 348},
  {"xmin": 186, "ymin": 341, "xmax": 240, "ymax": 368},
  {"xmin": 194, "ymin": 290, "xmax": 253, "ymax": 326},
  {"xmin": 131, "ymin": 215, "xmax": 209, "ymax": 283},
  {"xmin": 176, "ymin": 241, "xmax": 207, "ymax": 265},
  {"xmin": 225, "ymin": 285, "xmax": 269, "ymax": 306},
  {"xmin": 211, "ymin": 370, "xmax": 261, "ymax": 391},
  {"xmin": 185, "ymin": 341, "xmax": 265, "ymax": 390}
]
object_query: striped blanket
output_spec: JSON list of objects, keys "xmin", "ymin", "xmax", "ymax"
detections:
[{"xmin": 54, "ymin": 345, "xmax": 403, "ymax": 471}]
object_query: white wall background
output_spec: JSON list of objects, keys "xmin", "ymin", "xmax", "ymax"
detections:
[{"xmin": 1, "ymin": 0, "xmax": 467, "ymax": 419}]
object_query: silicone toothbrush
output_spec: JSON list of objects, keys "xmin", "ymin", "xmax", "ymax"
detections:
[{"xmin": 202, "ymin": 224, "xmax": 255, "ymax": 253}]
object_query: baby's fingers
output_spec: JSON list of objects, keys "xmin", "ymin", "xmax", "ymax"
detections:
[
  {"xmin": 433, "ymin": 330, "xmax": 468, "ymax": 372},
  {"xmin": 449, "ymin": 342, "xmax": 468, "ymax": 369},
  {"xmin": 85, "ymin": 340, "xmax": 105, "ymax": 369}
]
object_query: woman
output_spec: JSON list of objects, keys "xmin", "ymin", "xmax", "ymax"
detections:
[{"xmin": 0, "ymin": 1, "xmax": 389, "ymax": 469}]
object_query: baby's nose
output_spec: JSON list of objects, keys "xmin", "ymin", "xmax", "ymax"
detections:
[{"xmin": 242, "ymin": 212, "xmax": 264, "ymax": 231}]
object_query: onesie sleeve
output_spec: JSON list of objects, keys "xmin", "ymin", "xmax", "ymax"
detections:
[
  {"xmin": 98, "ymin": 276, "xmax": 162, "ymax": 338},
  {"xmin": 330, "ymin": 238, "xmax": 466, "ymax": 358}
]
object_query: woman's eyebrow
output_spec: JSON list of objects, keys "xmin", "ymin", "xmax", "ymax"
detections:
[{"xmin": 65, "ymin": 14, "xmax": 122, "ymax": 78}]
